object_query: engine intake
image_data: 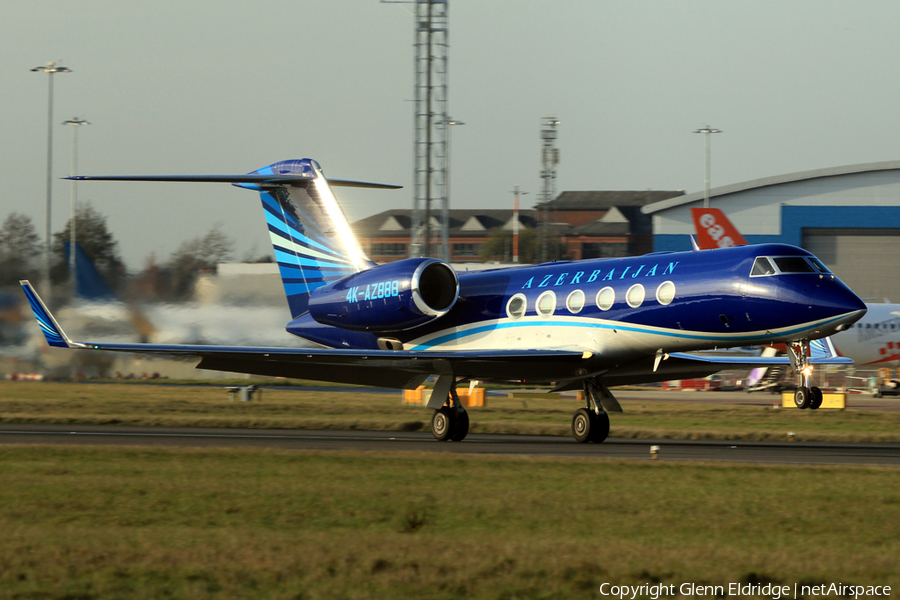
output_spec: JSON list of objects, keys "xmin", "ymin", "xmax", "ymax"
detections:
[{"xmin": 308, "ymin": 258, "xmax": 459, "ymax": 332}]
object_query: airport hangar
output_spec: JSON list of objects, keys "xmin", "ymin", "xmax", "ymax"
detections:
[{"xmin": 641, "ymin": 160, "xmax": 900, "ymax": 303}]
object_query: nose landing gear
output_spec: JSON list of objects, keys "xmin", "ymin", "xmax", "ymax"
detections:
[{"xmin": 788, "ymin": 340, "xmax": 823, "ymax": 410}]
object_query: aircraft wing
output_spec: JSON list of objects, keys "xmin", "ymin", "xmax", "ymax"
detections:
[
  {"xmin": 667, "ymin": 353, "xmax": 852, "ymax": 366},
  {"xmin": 21, "ymin": 281, "xmax": 589, "ymax": 389},
  {"xmin": 22, "ymin": 280, "xmax": 850, "ymax": 389},
  {"xmin": 668, "ymin": 340, "xmax": 852, "ymax": 367}
]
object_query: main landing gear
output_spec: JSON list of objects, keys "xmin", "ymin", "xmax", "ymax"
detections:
[
  {"xmin": 430, "ymin": 380, "xmax": 469, "ymax": 442},
  {"xmin": 787, "ymin": 340, "xmax": 823, "ymax": 410},
  {"xmin": 571, "ymin": 380, "xmax": 617, "ymax": 443}
]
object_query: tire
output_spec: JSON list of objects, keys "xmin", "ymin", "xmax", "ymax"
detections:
[
  {"xmin": 431, "ymin": 406, "xmax": 456, "ymax": 441},
  {"xmin": 794, "ymin": 386, "xmax": 811, "ymax": 409},
  {"xmin": 572, "ymin": 408, "xmax": 593, "ymax": 443},
  {"xmin": 450, "ymin": 410, "xmax": 469, "ymax": 441},
  {"xmin": 809, "ymin": 387, "xmax": 823, "ymax": 410},
  {"xmin": 589, "ymin": 411, "xmax": 610, "ymax": 444}
]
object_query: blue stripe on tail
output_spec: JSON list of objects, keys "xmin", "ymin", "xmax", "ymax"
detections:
[
  {"xmin": 235, "ymin": 159, "xmax": 374, "ymax": 318},
  {"xmin": 20, "ymin": 281, "xmax": 70, "ymax": 347}
]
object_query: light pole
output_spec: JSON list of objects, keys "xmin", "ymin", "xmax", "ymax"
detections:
[
  {"xmin": 510, "ymin": 185, "xmax": 528, "ymax": 263},
  {"xmin": 32, "ymin": 61, "xmax": 72, "ymax": 296},
  {"xmin": 63, "ymin": 117, "xmax": 89, "ymax": 295},
  {"xmin": 693, "ymin": 126, "xmax": 722, "ymax": 209},
  {"xmin": 540, "ymin": 117, "xmax": 560, "ymax": 262},
  {"xmin": 442, "ymin": 117, "xmax": 464, "ymax": 262}
]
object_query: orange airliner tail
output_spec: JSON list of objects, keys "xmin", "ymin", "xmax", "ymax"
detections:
[{"xmin": 690, "ymin": 207, "xmax": 748, "ymax": 250}]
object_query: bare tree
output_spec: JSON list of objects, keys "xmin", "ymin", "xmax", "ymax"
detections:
[
  {"xmin": 0, "ymin": 213, "xmax": 41, "ymax": 286},
  {"xmin": 165, "ymin": 224, "xmax": 235, "ymax": 299},
  {"xmin": 51, "ymin": 204, "xmax": 125, "ymax": 289}
]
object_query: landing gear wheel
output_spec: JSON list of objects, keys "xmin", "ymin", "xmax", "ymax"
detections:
[
  {"xmin": 794, "ymin": 386, "xmax": 811, "ymax": 409},
  {"xmin": 589, "ymin": 411, "xmax": 610, "ymax": 444},
  {"xmin": 451, "ymin": 410, "xmax": 469, "ymax": 441},
  {"xmin": 809, "ymin": 386, "xmax": 823, "ymax": 410},
  {"xmin": 431, "ymin": 406, "xmax": 457, "ymax": 441},
  {"xmin": 572, "ymin": 408, "xmax": 593, "ymax": 443}
]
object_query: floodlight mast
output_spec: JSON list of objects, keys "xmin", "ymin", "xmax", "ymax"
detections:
[
  {"xmin": 442, "ymin": 117, "xmax": 464, "ymax": 261},
  {"xmin": 63, "ymin": 117, "xmax": 90, "ymax": 294},
  {"xmin": 511, "ymin": 185, "xmax": 528, "ymax": 263},
  {"xmin": 381, "ymin": 0, "xmax": 451, "ymax": 261},
  {"xmin": 539, "ymin": 117, "xmax": 560, "ymax": 263},
  {"xmin": 31, "ymin": 61, "xmax": 72, "ymax": 297},
  {"xmin": 693, "ymin": 126, "xmax": 722, "ymax": 209}
]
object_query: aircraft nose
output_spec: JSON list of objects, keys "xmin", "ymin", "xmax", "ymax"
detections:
[
  {"xmin": 819, "ymin": 283, "xmax": 867, "ymax": 330},
  {"xmin": 840, "ymin": 285, "xmax": 867, "ymax": 314}
]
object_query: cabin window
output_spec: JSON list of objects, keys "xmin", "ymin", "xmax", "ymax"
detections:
[
  {"xmin": 656, "ymin": 281, "xmax": 676, "ymax": 306},
  {"xmin": 506, "ymin": 293, "xmax": 527, "ymax": 319},
  {"xmin": 773, "ymin": 256, "xmax": 816, "ymax": 273},
  {"xmin": 750, "ymin": 257, "xmax": 776, "ymax": 277},
  {"xmin": 596, "ymin": 286, "xmax": 615, "ymax": 311},
  {"xmin": 626, "ymin": 284, "xmax": 645, "ymax": 308},
  {"xmin": 566, "ymin": 290, "xmax": 585, "ymax": 314},
  {"xmin": 536, "ymin": 291, "xmax": 556, "ymax": 317}
]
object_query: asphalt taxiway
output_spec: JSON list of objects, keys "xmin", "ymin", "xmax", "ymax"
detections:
[{"xmin": 0, "ymin": 424, "xmax": 897, "ymax": 466}]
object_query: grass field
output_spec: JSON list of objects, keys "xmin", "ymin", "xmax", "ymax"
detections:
[
  {"xmin": 0, "ymin": 445, "xmax": 897, "ymax": 599},
  {"xmin": 1, "ymin": 381, "xmax": 900, "ymax": 442}
]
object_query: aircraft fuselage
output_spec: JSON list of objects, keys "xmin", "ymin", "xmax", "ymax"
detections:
[{"xmin": 287, "ymin": 243, "xmax": 866, "ymax": 364}]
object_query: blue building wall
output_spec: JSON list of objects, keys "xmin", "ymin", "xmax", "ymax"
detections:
[{"xmin": 653, "ymin": 205, "xmax": 900, "ymax": 252}]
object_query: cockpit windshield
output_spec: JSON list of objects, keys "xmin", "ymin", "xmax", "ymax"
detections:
[
  {"xmin": 772, "ymin": 257, "xmax": 815, "ymax": 273},
  {"xmin": 751, "ymin": 257, "xmax": 776, "ymax": 277},
  {"xmin": 750, "ymin": 255, "xmax": 830, "ymax": 277},
  {"xmin": 808, "ymin": 256, "xmax": 832, "ymax": 274}
]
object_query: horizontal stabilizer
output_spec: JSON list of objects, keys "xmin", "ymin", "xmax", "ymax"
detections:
[{"xmin": 65, "ymin": 174, "xmax": 401, "ymax": 189}]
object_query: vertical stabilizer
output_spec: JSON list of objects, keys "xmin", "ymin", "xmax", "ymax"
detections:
[
  {"xmin": 690, "ymin": 207, "xmax": 748, "ymax": 250},
  {"xmin": 236, "ymin": 159, "xmax": 375, "ymax": 318}
]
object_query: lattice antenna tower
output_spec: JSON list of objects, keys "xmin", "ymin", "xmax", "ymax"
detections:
[
  {"xmin": 539, "ymin": 117, "xmax": 560, "ymax": 262},
  {"xmin": 409, "ymin": 0, "xmax": 449, "ymax": 259}
]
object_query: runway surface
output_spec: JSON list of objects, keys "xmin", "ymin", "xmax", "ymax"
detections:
[{"xmin": 0, "ymin": 423, "xmax": 897, "ymax": 466}]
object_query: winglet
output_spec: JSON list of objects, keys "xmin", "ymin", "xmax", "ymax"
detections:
[{"xmin": 20, "ymin": 281, "xmax": 79, "ymax": 348}]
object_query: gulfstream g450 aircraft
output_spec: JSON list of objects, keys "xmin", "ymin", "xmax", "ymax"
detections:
[{"xmin": 22, "ymin": 159, "xmax": 866, "ymax": 443}]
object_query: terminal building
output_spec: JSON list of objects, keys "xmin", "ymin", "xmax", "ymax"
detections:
[
  {"xmin": 351, "ymin": 190, "xmax": 682, "ymax": 264},
  {"xmin": 641, "ymin": 161, "xmax": 900, "ymax": 302}
]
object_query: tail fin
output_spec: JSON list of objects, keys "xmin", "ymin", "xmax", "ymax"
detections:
[
  {"xmin": 235, "ymin": 159, "xmax": 388, "ymax": 318},
  {"xmin": 690, "ymin": 207, "xmax": 748, "ymax": 250},
  {"xmin": 68, "ymin": 157, "xmax": 400, "ymax": 318},
  {"xmin": 64, "ymin": 242, "xmax": 116, "ymax": 301}
]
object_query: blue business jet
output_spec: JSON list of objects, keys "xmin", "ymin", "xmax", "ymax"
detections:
[{"xmin": 21, "ymin": 159, "xmax": 866, "ymax": 443}]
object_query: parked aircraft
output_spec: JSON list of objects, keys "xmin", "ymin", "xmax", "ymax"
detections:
[
  {"xmin": 22, "ymin": 159, "xmax": 865, "ymax": 443},
  {"xmin": 690, "ymin": 207, "xmax": 900, "ymax": 369}
]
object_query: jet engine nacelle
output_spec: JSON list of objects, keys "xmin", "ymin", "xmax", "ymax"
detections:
[{"xmin": 307, "ymin": 257, "xmax": 459, "ymax": 331}]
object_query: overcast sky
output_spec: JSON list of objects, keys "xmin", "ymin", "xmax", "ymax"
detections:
[{"xmin": 5, "ymin": 1, "xmax": 900, "ymax": 269}]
